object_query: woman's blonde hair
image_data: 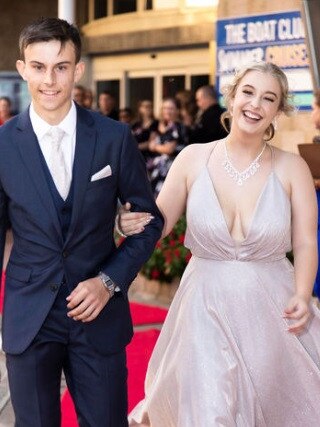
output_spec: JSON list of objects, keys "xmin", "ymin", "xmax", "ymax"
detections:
[{"xmin": 221, "ymin": 61, "xmax": 295, "ymax": 141}]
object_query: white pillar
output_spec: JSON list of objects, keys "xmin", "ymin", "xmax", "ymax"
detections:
[{"xmin": 58, "ymin": 0, "xmax": 75, "ymax": 24}]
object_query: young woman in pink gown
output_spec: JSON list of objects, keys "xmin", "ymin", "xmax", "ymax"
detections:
[{"xmin": 122, "ymin": 62, "xmax": 320, "ymax": 426}]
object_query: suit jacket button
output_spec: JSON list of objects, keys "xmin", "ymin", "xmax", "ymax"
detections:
[
  {"xmin": 62, "ymin": 250, "xmax": 69, "ymax": 258},
  {"xmin": 50, "ymin": 284, "xmax": 59, "ymax": 292}
]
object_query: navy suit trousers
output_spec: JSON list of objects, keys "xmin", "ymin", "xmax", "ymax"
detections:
[{"xmin": 6, "ymin": 283, "xmax": 129, "ymax": 427}]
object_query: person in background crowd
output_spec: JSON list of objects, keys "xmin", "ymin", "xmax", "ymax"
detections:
[
  {"xmin": 311, "ymin": 88, "xmax": 320, "ymax": 298},
  {"xmin": 0, "ymin": 96, "xmax": 14, "ymax": 125},
  {"xmin": 189, "ymin": 85, "xmax": 228, "ymax": 144},
  {"xmin": 175, "ymin": 90, "xmax": 197, "ymax": 129},
  {"xmin": 122, "ymin": 62, "xmax": 320, "ymax": 426},
  {"xmin": 175, "ymin": 89, "xmax": 198, "ymax": 144},
  {"xmin": 132, "ymin": 100, "xmax": 158, "ymax": 162},
  {"xmin": 83, "ymin": 88, "xmax": 94, "ymax": 109},
  {"xmin": 0, "ymin": 17, "xmax": 163, "ymax": 426},
  {"xmin": 72, "ymin": 84, "xmax": 85, "ymax": 107},
  {"xmin": 119, "ymin": 107, "xmax": 134, "ymax": 125},
  {"xmin": 148, "ymin": 97, "xmax": 186, "ymax": 197},
  {"xmin": 98, "ymin": 90, "xmax": 119, "ymax": 120}
]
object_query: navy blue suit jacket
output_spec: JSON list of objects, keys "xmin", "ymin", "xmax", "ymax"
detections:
[{"xmin": 0, "ymin": 105, "xmax": 163, "ymax": 355}]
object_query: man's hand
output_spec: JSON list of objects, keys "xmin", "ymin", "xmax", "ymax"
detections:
[{"xmin": 66, "ymin": 277, "xmax": 110, "ymax": 322}]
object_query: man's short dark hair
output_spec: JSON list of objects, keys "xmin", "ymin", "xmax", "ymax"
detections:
[
  {"xmin": 198, "ymin": 85, "xmax": 217, "ymax": 101},
  {"xmin": 19, "ymin": 17, "xmax": 82, "ymax": 63},
  {"xmin": 99, "ymin": 91, "xmax": 115, "ymax": 98}
]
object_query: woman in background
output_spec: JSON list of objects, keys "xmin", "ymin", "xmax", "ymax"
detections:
[
  {"xmin": 147, "ymin": 97, "xmax": 186, "ymax": 197},
  {"xmin": 0, "ymin": 96, "xmax": 13, "ymax": 125},
  {"xmin": 132, "ymin": 100, "xmax": 158, "ymax": 162},
  {"xmin": 175, "ymin": 89, "xmax": 198, "ymax": 143}
]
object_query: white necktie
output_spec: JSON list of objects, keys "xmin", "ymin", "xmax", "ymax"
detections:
[{"xmin": 47, "ymin": 126, "xmax": 71, "ymax": 200}]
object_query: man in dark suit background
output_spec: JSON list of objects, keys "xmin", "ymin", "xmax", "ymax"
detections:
[
  {"xmin": 0, "ymin": 18, "xmax": 163, "ymax": 426},
  {"xmin": 189, "ymin": 85, "xmax": 228, "ymax": 144},
  {"xmin": 98, "ymin": 91, "xmax": 119, "ymax": 121}
]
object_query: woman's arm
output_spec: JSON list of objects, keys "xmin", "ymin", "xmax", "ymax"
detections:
[
  {"xmin": 155, "ymin": 148, "xmax": 189, "ymax": 237},
  {"xmin": 284, "ymin": 154, "xmax": 318, "ymax": 334},
  {"xmin": 118, "ymin": 146, "xmax": 196, "ymax": 238},
  {"xmin": 138, "ymin": 141, "xmax": 150, "ymax": 151},
  {"xmin": 149, "ymin": 138, "xmax": 177, "ymax": 155}
]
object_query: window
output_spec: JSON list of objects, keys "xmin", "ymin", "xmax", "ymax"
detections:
[
  {"xmin": 0, "ymin": 72, "xmax": 29, "ymax": 114},
  {"xmin": 162, "ymin": 75, "xmax": 185, "ymax": 99},
  {"xmin": 94, "ymin": 0, "xmax": 107, "ymax": 19},
  {"xmin": 144, "ymin": 0, "xmax": 153, "ymax": 10},
  {"xmin": 113, "ymin": 0, "xmax": 136, "ymax": 15},
  {"xmin": 129, "ymin": 77, "xmax": 154, "ymax": 113},
  {"xmin": 191, "ymin": 75, "xmax": 209, "ymax": 93}
]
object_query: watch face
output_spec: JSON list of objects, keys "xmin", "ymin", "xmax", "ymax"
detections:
[{"xmin": 99, "ymin": 273, "xmax": 115, "ymax": 295}]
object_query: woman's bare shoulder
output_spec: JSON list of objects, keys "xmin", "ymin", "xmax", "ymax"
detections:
[
  {"xmin": 273, "ymin": 146, "xmax": 309, "ymax": 170},
  {"xmin": 273, "ymin": 145, "xmax": 312, "ymax": 187},
  {"xmin": 175, "ymin": 141, "xmax": 218, "ymax": 168},
  {"xmin": 172, "ymin": 141, "xmax": 220, "ymax": 189}
]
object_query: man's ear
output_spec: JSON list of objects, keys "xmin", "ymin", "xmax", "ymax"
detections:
[
  {"xmin": 16, "ymin": 60, "xmax": 27, "ymax": 81},
  {"xmin": 74, "ymin": 61, "xmax": 85, "ymax": 83}
]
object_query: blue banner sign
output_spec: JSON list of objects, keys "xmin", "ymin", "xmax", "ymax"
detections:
[{"xmin": 216, "ymin": 11, "xmax": 313, "ymax": 110}]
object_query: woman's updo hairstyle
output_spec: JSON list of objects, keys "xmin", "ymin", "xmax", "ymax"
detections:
[{"xmin": 220, "ymin": 61, "xmax": 295, "ymax": 141}]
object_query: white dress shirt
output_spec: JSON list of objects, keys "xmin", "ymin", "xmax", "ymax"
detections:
[{"xmin": 29, "ymin": 102, "xmax": 77, "ymax": 178}]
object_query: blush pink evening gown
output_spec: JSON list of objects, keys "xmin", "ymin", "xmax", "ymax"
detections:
[{"xmin": 129, "ymin": 155, "xmax": 320, "ymax": 426}]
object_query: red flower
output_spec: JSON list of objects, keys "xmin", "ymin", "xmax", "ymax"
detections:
[
  {"xmin": 151, "ymin": 269, "xmax": 160, "ymax": 279},
  {"xmin": 155, "ymin": 241, "xmax": 162, "ymax": 249},
  {"xmin": 185, "ymin": 252, "xmax": 192, "ymax": 263},
  {"xmin": 178, "ymin": 234, "xmax": 185, "ymax": 244},
  {"xmin": 169, "ymin": 239, "xmax": 176, "ymax": 247},
  {"xmin": 174, "ymin": 248, "xmax": 180, "ymax": 257},
  {"xmin": 164, "ymin": 250, "xmax": 173, "ymax": 264}
]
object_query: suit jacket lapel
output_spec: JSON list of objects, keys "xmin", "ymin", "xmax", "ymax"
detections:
[
  {"xmin": 15, "ymin": 110, "xmax": 63, "ymax": 244},
  {"xmin": 64, "ymin": 106, "xmax": 96, "ymax": 247}
]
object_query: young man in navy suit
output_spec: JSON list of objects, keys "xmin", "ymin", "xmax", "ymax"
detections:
[{"xmin": 0, "ymin": 17, "xmax": 163, "ymax": 426}]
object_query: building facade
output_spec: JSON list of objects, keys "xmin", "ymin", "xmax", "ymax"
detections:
[
  {"xmin": 81, "ymin": 0, "xmax": 217, "ymax": 115},
  {"xmin": 80, "ymin": 0, "xmax": 317, "ymax": 149},
  {"xmin": 0, "ymin": 0, "xmax": 318, "ymax": 148}
]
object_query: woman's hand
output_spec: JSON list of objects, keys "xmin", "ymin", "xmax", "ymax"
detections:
[
  {"xmin": 148, "ymin": 139, "xmax": 157, "ymax": 152},
  {"xmin": 283, "ymin": 294, "xmax": 311, "ymax": 335},
  {"xmin": 117, "ymin": 202, "xmax": 153, "ymax": 236}
]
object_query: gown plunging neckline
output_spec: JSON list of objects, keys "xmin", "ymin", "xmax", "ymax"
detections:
[{"xmin": 205, "ymin": 167, "xmax": 274, "ymax": 245}]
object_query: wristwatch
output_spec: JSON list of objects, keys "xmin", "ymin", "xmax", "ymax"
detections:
[{"xmin": 98, "ymin": 272, "xmax": 116, "ymax": 298}]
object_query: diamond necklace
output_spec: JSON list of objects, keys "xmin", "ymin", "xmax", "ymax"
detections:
[{"xmin": 222, "ymin": 140, "xmax": 267, "ymax": 186}]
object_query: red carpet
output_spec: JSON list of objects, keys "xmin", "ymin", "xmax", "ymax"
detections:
[
  {"xmin": 61, "ymin": 329, "xmax": 161, "ymax": 426},
  {"xmin": 130, "ymin": 301, "xmax": 168, "ymax": 325}
]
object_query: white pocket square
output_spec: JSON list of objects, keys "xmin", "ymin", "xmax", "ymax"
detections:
[{"xmin": 90, "ymin": 165, "xmax": 112, "ymax": 182}]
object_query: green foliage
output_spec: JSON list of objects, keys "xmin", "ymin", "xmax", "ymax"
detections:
[{"xmin": 141, "ymin": 216, "xmax": 191, "ymax": 283}]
